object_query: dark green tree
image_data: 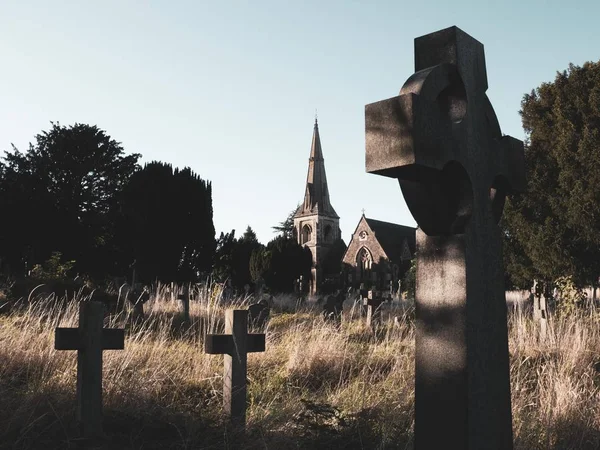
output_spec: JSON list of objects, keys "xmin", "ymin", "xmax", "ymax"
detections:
[
  {"xmin": 0, "ymin": 123, "xmax": 139, "ymax": 277},
  {"xmin": 272, "ymin": 204, "xmax": 300, "ymax": 239},
  {"xmin": 230, "ymin": 226, "xmax": 262, "ymax": 289},
  {"xmin": 249, "ymin": 247, "xmax": 270, "ymax": 284},
  {"xmin": 501, "ymin": 61, "xmax": 600, "ymax": 288},
  {"xmin": 213, "ymin": 230, "xmax": 237, "ymax": 283},
  {"xmin": 321, "ymin": 238, "xmax": 347, "ymax": 278},
  {"xmin": 262, "ymin": 235, "xmax": 312, "ymax": 293},
  {"xmin": 117, "ymin": 161, "xmax": 215, "ymax": 283}
]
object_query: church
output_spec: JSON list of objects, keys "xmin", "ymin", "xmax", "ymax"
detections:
[
  {"xmin": 341, "ymin": 214, "xmax": 415, "ymax": 293},
  {"xmin": 293, "ymin": 118, "xmax": 416, "ymax": 294}
]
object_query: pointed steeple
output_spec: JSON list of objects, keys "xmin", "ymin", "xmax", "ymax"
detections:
[{"xmin": 295, "ymin": 118, "xmax": 339, "ymax": 219}]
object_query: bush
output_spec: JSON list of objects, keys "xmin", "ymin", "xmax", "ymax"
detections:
[{"xmin": 30, "ymin": 252, "xmax": 75, "ymax": 281}]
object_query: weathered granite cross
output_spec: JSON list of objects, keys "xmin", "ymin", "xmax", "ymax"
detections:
[
  {"xmin": 205, "ymin": 309, "xmax": 266, "ymax": 429},
  {"xmin": 365, "ymin": 26, "xmax": 525, "ymax": 449},
  {"xmin": 55, "ymin": 301, "xmax": 125, "ymax": 438}
]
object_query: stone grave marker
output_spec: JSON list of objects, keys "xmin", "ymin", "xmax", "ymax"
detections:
[
  {"xmin": 205, "ymin": 309, "xmax": 266, "ymax": 429},
  {"xmin": 55, "ymin": 301, "xmax": 125, "ymax": 439},
  {"xmin": 248, "ymin": 299, "xmax": 270, "ymax": 329},
  {"xmin": 364, "ymin": 290, "xmax": 384, "ymax": 328},
  {"xmin": 178, "ymin": 283, "xmax": 191, "ymax": 322},
  {"xmin": 322, "ymin": 290, "xmax": 345, "ymax": 327},
  {"xmin": 531, "ymin": 280, "xmax": 548, "ymax": 340},
  {"xmin": 365, "ymin": 26, "xmax": 525, "ymax": 449}
]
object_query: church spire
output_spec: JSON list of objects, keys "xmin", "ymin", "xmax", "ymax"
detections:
[{"xmin": 295, "ymin": 118, "xmax": 338, "ymax": 219}]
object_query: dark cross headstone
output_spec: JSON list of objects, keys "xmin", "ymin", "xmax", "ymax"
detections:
[
  {"xmin": 364, "ymin": 290, "xmax": 384, "ymax": 328},
  {"xmin": 248, "ymin": 299, "xmax": 270, "ymax": 329},
  {"xmin": 55, "ymin": 301, "xmax": 125, "ymax": 439},
  {"xmin": 365, "ymin": 26, "xmax": 525, "ymax": 449},
  {"xmin": 205, "ymin": 309, "xmax": 266, "ymax": 429}
]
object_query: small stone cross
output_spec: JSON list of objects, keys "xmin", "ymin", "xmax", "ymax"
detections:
[
  {"xmin": 531, "ymin": 280, "xmax": 548, "ymax": 340},
  {"xmin": 205, "ymin": 309, "xmax": 266, "ymax": 429},
  {"xmin": 365, "ymin": 26, "xmax": 525, "ymax": 449},
  {"xmin": 364, "ymin": 290, "xmax": 384, "ymax": 328},
  {"xmin": 55, "ymin": 301, "xmax": 125, "ymax": 438}
]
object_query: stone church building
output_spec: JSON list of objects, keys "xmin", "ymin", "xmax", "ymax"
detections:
[
  {"xmin": 293, "ymin": 118, "xmax": 416, "ymax": 294},
  {"xmin": 293, "ymin": 118, "xmax": 341, "ymax": 295},
  {"xmin": 342, "ymin": 214, "xmax": 415, "ymax": 293}
]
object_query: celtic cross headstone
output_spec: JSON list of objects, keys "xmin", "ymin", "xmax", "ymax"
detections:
[{"xmin": 365, "ymin": 26, "xmax": 525, "ymax": 449}]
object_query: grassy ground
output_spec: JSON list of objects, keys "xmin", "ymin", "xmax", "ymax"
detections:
[{"xmin": 0, "ymin": 285, "xmax": 599, "ymax": 449}]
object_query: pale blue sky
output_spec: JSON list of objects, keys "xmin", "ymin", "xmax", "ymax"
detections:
[{"xmin": 0, "ymin": 1, "xmax": 598, "ymax": 245}]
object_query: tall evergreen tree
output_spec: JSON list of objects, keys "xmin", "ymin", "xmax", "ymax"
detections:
[
  {"xmin": 213, "ymin": 230, "xmax": 237, "ymax": 283},
  {"xmin": 0, "ymin": 123, "xmax": 139, "ymax": 277},
  {"xmin": 230, "ymin": 226, "xmax": 262, "ymax": 289},
  {"xmin": 272, "ymin": 204, "xmax": 300, "ymax": 239},
  {"xmin": 502, "ymin": 61, "xmax": 600, "ymax": 288},
  {"xmin": 117, "ymin": 161, "xmax": 215, "ymax": 283},
  {"xmin": 262, "ymin": 235, "xmax": 312, "ymax": 293}
]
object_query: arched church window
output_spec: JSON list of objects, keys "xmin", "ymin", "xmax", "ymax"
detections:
[
  {"xmin": 356, "ymin": 246, "xmax": 372, "ymax": 278},
  {"xmin": 302, "ymin": 224, "xmax": 312, "ymax": 244}
]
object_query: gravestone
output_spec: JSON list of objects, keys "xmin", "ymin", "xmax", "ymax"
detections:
[
  {"xmin": 531, "ymin": 280, "xmax": 548, "ymax": 340},
  {"xmin": 55, "ymin": 301, "xmax": 125, "ymax": 438},
  {"xmin": 364, "ymin": 290, "xmax": 383, "ymax": 328},
  {"xmin": 322, "ymin": 291, "xmax": 345, "ymax": 327},
  {"xmin": 365, "ymin": 26, "xmax": 525, "ymax": 449},
  {"xmin": 178, "ymin": 283, "xmax": 191, "ymax": 322},
  {"xmin": 205, "ymin": 309, "xmax": 266, "ymax": 429},
  {"xmin": 248, "ymin": 299, "xmax": 270, "ymax": 329}
]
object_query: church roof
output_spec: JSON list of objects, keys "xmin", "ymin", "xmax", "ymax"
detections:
[
  {"xmin": 294, "ymin": 118, "xmax": 339, "ymax": 219},
  {"xmin": 364, "ymin": 217, "xmax": 416, "ymax": 262}
]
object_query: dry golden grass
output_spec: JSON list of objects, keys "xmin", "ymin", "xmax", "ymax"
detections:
[{"xmin": 0, "ymin": 285, "xmax": 599, "ymax": 449}]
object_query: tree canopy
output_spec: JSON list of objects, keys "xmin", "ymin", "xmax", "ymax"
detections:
[
  {"xmin": 501, "ymin": 61, "xmax": 600, "ymax": 288},
  {"xmin": 117, "ymin": 161, "xmax": 215, "ymax": 283},
  {"xmin": 0, "ymin": 124, "xmax": 216, "ymax": 284},
  {"xmin": 0, "ymin": 123, "xmax": 139, "ymax": 277}
]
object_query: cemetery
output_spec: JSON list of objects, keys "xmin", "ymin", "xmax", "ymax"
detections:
[{"xmin": 1, "ymin": 20, "xmax": 600, "ymax": 450}]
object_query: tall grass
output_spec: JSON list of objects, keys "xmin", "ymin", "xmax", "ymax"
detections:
[{"xmin": 0, "ymin": 286, "xmax": 598, "ymax": 449}]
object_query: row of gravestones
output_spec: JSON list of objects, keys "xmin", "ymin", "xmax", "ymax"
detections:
[
  {"xmin": 321, "ymin": 288, "xmax": 391, "ymax": 329},
  {"xmin": 50, "ymin": 25, "xmax": 524, "ymax": 448},
  {"xmin": 54, "ymin": 300, "xmax": 271, "ymax": 440}
]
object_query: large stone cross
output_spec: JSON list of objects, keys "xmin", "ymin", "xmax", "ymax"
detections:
[
  {"xmin": 55, "ymin": 301, "xmax": 125, "ymax": 438},
  {"xmin": 365, "ymin": 26, "xmax": 525, "ymax": 449},
  {"xmin": 205, "ymin": 309, "xmax": 266, "ymax": 429}
]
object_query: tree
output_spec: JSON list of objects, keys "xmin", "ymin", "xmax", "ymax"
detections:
[
  {"xmin": 262, "ymin": 235, "xmax": 312, "ymax": 293},
  {"xmin": 0, "ymin": 123, "xmax": 140, "ymax": 277},
  {"xmin": 249, "ymin": 247, "xmax": 270, "ymax": 284},
  {"xmin": 213, "ymin": 230, "xmax": 237, "ymax": 283},
  {"xmin": 231, "ymin": 226, "xmax": 262, "ymax": 289},
  {"xmin": 117, "ymin": 161, "xmax": 216, "ymax": 283},
  {"xmin": 501, "ymin": 61, "xmax": 600, "ymax": 288},
  {"xmin": 272, "ymin": 204, "xmax": 300, "ymax": 239},
  {"xmin": 321, "ymin": 238, "xmax": 347, "ymax": 278}
]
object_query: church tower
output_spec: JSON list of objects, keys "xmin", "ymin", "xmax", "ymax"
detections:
[{"xmin": 293, "ymin": 118, "xmax": 340, "ymax": 295}]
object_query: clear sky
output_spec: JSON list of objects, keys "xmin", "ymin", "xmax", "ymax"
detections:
[{"xmin": 0, "ymin": 1, "xmax": 598, "ymax": 245}]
